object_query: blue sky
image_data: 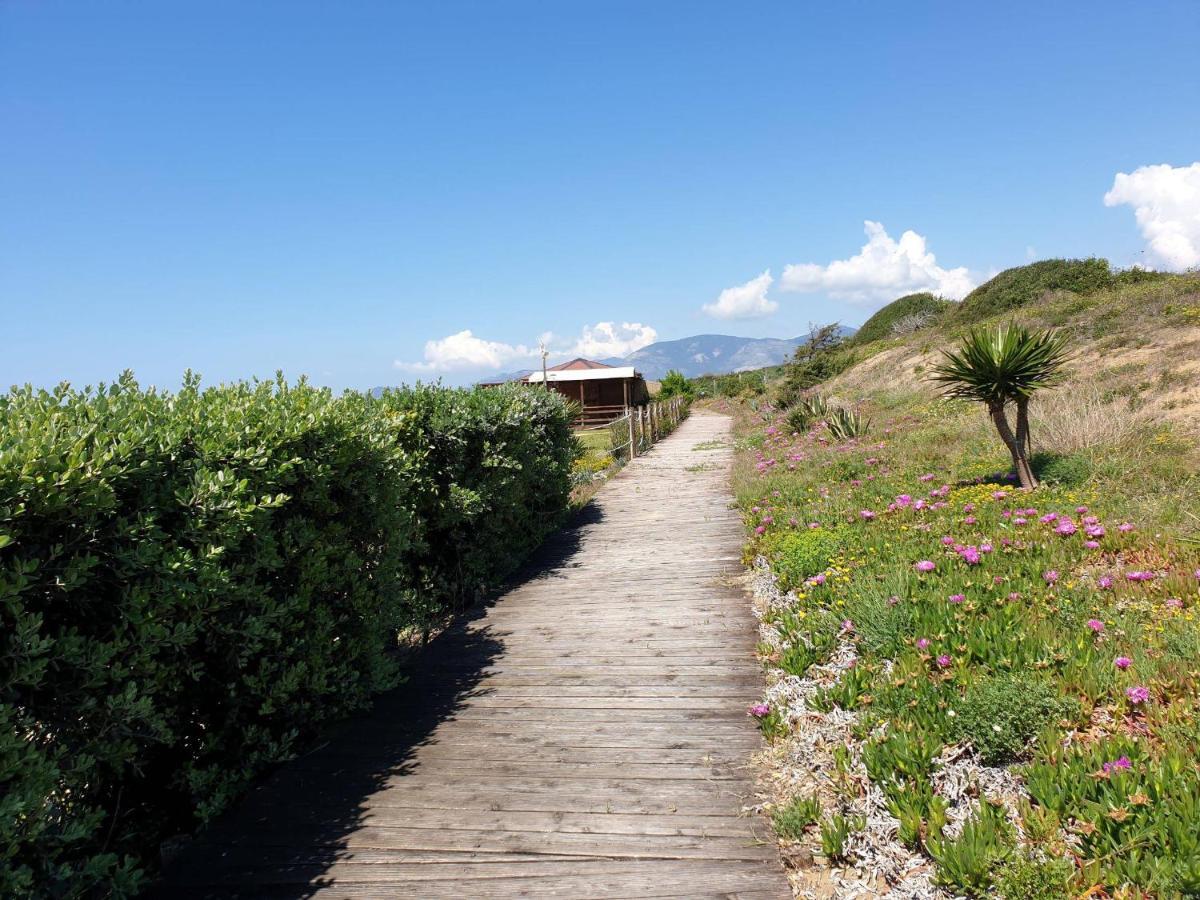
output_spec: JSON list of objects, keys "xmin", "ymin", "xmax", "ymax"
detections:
[{"xmin": 2, "ymin": 1, "xmax": 1198, "ymax": 389}]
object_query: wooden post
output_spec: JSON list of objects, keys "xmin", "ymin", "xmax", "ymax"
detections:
[
  {"xmin": 579, "ymin": 381, "xmax": 585, "ymax": 425},
  {"xmin": 628, "ymin": 408, "xmax": 636, "ymax": 459},
  {"xmin": 622, "ymin": 378, "xmax": 629, "ymax": 413}
]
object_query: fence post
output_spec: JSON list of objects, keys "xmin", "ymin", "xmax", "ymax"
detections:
[{"xmin": 628, "ymin": 411, "xmax": 636, "ymax": 459}]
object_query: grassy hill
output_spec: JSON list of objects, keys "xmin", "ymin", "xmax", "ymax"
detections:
[{"xmin": 723, "ymin": 264, "xmax": 1200, "ymax": 897}]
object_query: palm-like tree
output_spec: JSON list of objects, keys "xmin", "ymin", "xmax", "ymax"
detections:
[{"xmin": 930, "ymin": 323, "xmax": 1070, "ymax": 489}]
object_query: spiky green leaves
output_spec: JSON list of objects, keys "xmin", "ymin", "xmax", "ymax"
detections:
[{"xmin": 930, "ymin": 324, "xmax": 1070, "ymax": 406}]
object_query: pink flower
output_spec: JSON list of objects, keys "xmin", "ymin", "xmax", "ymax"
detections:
[
  {"xmin": 915, "ymin": 560, "xmax": 936, "ymax": 573},
  {"xmin": 860, "ymin": 509, "xmax": 876, "ymax": 520},
  {"xmin": 755, "ymin": 525, "xmax": 766, "ymax": 535},
  {"xmin": 959, "ymin": 547, "xmax": 982, "ymax": 565},
  {"xmin": 1039, "ymin": 513, "xmax": 1059, "ymax": 524},
  {"xmin": 749, "ymin": 703, "xmax": 771, "ymax": 718},
  {"xmin": 1055, "ymin": 520, "xmax": 1077, "ymax": 537},
  {"xmin": 1086, "ymin": 619, "xmax": 1105, "ymax": 632},
  {"xmin": 1115, "ymin": 656, "xmax": 1132, "ymax": 669},
  {"xmin": 963, "ymin": 503, "xmax": 975, "ymax": 513},
  {"xmin": 979, "ymin": 543, "xmax": 994, "ymax": 554},
  {"xmin": 1076, "ymin": 506, "xmax": 1089, "ymax": 515},
  {"xmin": 808, "ymin": 522, "xmax": 820, "ymax": 529},
  {"xmin": 1008, "ymin": 591, "xmax": 1022, "ymax": 601},
  {"xmin": 1126, "ymin": 571, "xmax": 1155, "ymax": 582},
  {"xmin": 964, "ymin": 515, "xmax": 978, "ymax": 525},
  {"xmin": 1012, "ymin": 516, "xmax": 1027, "ymax": 526},
  {"xmin": 841, "ymin": 619, "xmax": 854, "ymax": 632},
  {"xmin": 810, "ymin": 574, "xmax": 827, "ymax": 586},
  {"xmin": 1085, "ymin": 525, "xmax": 1105, "ymax": 538},
  {"xmin": 896, "ymin": 494, "xmax": 913, "ymax": 507},
  {"xmin": 1098, "ymin": 575, "xmax": 1114, "ymax": 589},
  {"xmin": 916, "ymin": 637, "xmax": 930, "ymax": 651},
  {"xmin": 936, "ymin": 654, "xmax": 953, "ymax": 668},
  {"xmin": 949, "ymin": 593, "xmax": 965, "ymax": 604},
  {"xmin": 920, "ymin": 473, "xmax": 935, "ymax": 482},
  {"xmin": 992, "ymin": 490, "xmax": 1007, "ymax": 500},
  {"xmin": 1126, "ymin": 686, "xmax": 1150, "ymax": 705},
  {"xmin": 1102, "ymin": 756, "xmax": 1132, "ymax": 774},
  {"xmin": 1044, "ymin": 570, "xmax": 1059, "ymax": 584},
  {"xmin": 1118, "ymin": 523, "xmax": 1134, "ymax": 533},
  {"xmin": 1084, "ymin": 540, "xmax": 1100, "ymax": 549},
  {"xmin": 941, "ymin": 535, "xmax": 955, "ymax": 545}
]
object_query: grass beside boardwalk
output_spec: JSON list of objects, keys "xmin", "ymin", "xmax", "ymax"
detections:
[{"xmin": 731, "ymin": 387, "xmax": 1200, "ymax": 897}]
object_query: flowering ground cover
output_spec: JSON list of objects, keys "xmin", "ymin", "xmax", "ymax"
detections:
[{"xmin": 733, "ymin": 392, "xmax": 1200, "ymax": 898}]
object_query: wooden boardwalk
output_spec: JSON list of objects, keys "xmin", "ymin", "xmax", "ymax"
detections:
[{"xmin": 159, "ymin": 411, "xmax": 789, "ymax": 899}]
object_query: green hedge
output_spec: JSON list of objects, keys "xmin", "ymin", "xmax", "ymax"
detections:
[
  {"xmin": 852, "ymin": 292, "xmax": 951, "ymax": 345},
  {"xmin": 0, "ymin": 374, "xmax": 576, "ymax": 897}
]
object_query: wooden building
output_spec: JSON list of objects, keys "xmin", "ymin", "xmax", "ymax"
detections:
[{"xmin": 524, "ymin": 358, "xmax": 649, "ymax": 427}]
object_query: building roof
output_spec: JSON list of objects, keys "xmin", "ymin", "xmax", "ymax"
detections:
[
  {"xmin": 526, "ymin": 365, "xmax": 638, "ymax": 383},
  {"xmin": 546, "ymin": 357, "xmax": 615, "ymax": 371}
]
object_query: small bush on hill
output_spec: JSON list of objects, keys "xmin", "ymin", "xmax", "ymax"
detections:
[
  {"xmin": 0, "ymin": 374, "xmax": 576, "ymax": 896},
  {"xmin": 657, "ymin": 369, "xmax": 694, "ymax": 399},
  {"xmin": 957, "ymin": 258, "xmax": 1113, "ymax": 319},
  {"xmin": 762, "ymin": 527, "xmax": 841, "ymax": 588},
  {"xmin": 854, "ymin": 293, "xmax": 952, "ymax": 344}
]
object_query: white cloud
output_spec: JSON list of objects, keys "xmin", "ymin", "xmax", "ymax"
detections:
[
  {"xmin": 779, "ymin": 221, "xmax": 975, "ymax": 304},
  {"xmin": 1104, "ymin": 162, "xmax": 1200, "ymax": 271},
  {"xmin": 395, "ymin": 321, "xmax": 658, "ymax": 374},
  {"xmin": 569, "ymin": 321, "xmax": 658, "ymax": 359},
  {"xmin": 395, "ymin": 330, "xmax": 537, "ymax": 372},
  {"xmin": 702, "ymin": 270, "xmax": 778, "ymax": 319}
]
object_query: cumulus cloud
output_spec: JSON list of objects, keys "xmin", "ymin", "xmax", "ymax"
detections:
[
  {"xmin": 395, "ymin": 321, "xmax": 658, "ymax": 374},
  {"xmin": 395, "ymin": 330, "xmax": 537, "ymax": 372},
  {"xmin": 1104, "ymin": 162, "xmax": 1200, "ymax": 271},
  {"xmin": 779, "ymin": 221, "xmax": 976, "ymax": 304},
  {"xmin": 702, "ymin": 270, "xmax": 778, "ymax": 320},
  {"xmin": 569, "ymin": 321, "xmax": 658, "ymax": 358}
]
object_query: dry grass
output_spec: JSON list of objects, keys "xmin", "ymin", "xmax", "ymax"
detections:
[{"xmin": 1028, "ymin": 383, "xmax": 1154, "ymax": 454}]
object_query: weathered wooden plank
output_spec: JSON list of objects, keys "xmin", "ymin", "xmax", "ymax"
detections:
[{"xmin": 155, "ymin": 413, "xmax": 788, "ymax": 899}]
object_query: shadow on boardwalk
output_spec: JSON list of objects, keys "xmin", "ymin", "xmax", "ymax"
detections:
[
  {"xmin": 156, "ymin": 412, "xmax": 789, "ymax": 899},
  {"xmin": 157, "ymin": 505, "xmax": 602, "ymax": 898}
]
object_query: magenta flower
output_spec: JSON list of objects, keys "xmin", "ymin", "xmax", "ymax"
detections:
[
  {"xmin": 936, "ymin": 654, "xmax": 953, "ymax": 668},
  {"xmin": 755, "ymin": 525, "xmax": 766, "ymax": 535},
  {"xmin": 1126, "ymin": 571, "xmax": 1155, "ymax": 582},
  {"xmin": 1012, "ymin": 516, "xmax": 1027, "ymax": 526},
  {"xmin": 949, "ymin": 593, "xmax": 965, "ymax": 604},
  {"xmin": 1040, "ymin": 513, "xmax": 1058, "ymax": 524},
  {"xmin": 1008, "ymin": 591, "xmax": 1022, "ymax": 601},
  {"xmin": 941, "ymin": 535, "xmax": 955, "ymax": 546},
  {"xmin": 959, "ymin": 547, "xmax": 982, "ymax": 565},
  {"xmin": 920, "ymin": 473, "xmax": 935, "ymax": 482},
  {"xmin": 992, "ymin": 490, "xmax": 1007, "ymax": 500},
  {"xmin": 915, "ymin": 560, "xmax": 936, "ymax": 573},
  {"xmin": 1098, "ymin": 575, "xmax": 1114, "ymax": 589},
  {"xmin": 1102, "ymin": 756, "xmax": 1132, "ymax": 774},
  {"xmin": 810, "ymin": 573, "xmax": 827, "ymax": 586},
  {"xmin": 964, "ymin": 515, "xmax": 978, "ymax": 525},
  {"xmin": 1043, "ymin": 570, "xmax": 1059, "ymax": 584},
  {"xmin": 1055, "ymin": 520, "xmax": 1077, "ymax": 537},
  {"xmin": 749, "ymin": 703, "xmax": 771, "ymax": 718},
  {"xmin": 1115, "ymin": 656, "xmax": 1132, "ymax": 669},
  {"xmin": 1084, "ymin": 540, "xmax": 1100, "ymax": 549},
  {"xmin": 1118, "ymin": 522, "xmax": 1134, "ymax": 533},
  {"xmin": 1086, "ymin": 619, "xmax": 1105, "ymax": 632},
  {"xmin": 1076, "ymin": 505, "xmax": 1089, "ymax": 515},
  {"xmin": 860, "ymin": 509, "xmax": 876, "ymax": 520},
  {"xmin": 963, "ymin": 503, "xmax": 975, "ymax": 513},
  {"xmin": 916, "ymin": 637, "xmax": 930, "ymax": 651},
  {"xmin": 979, "ymin": 543, "xmax": 994, "ymax": 553},
  {"xmin": 896, "ymin": 494, "xmax": 913, "ymax": 507},
  {"xmin": 1126, "ymin": 686, "xmax": 1150, "ymax": 705}
]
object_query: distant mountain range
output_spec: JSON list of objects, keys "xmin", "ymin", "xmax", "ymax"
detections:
[{"xmin": 380, "ymin": 329, "xmax": 859, "ymax": 392}]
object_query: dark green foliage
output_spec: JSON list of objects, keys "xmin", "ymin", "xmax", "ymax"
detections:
[
  {"xmin": 826, "ymin": 406, "xmax": 870, "ymax": 441},
  {"xmin": 950, "ymin": 675, "xmax": 1072, "ymax": 765},
  {"xmin": 783, "ymin": 324, "xmax": 856, "ymax": 392},
  {"xmin": 0, "ymin": 374, "xmax": 576, "ymax": 896},
  {"xmin": 853, "ymin": 293, "xmax": 951, "ymax": 345},
  {"xmin": 785, "ymin": 395, "xmax": 829, "ymax": 434},
  {"xmin": 994, "ymin": 854, "xmax": 1074, "ymax": 900},
  {"xmin": 1031, "ymin": 451, "xmax": 1093, "ymax": 486},
  {"xmin": 958, "ymin": 258, "xmax": 1114, "ymax": 318},
  {"xmin": 657, "ymin": 369, "xmax": 694, "ymax": 400}
]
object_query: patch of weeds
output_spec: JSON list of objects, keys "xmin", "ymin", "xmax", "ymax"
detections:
[
  {"xmin": 772, "ymin": 794, "xmax": 821, "ymax": 840},
  {"xmin": 928, "ymin": 802, "xmax": 1014, "ymax": 896},
  {"xmin": 949, "ymin": 675, "xmax": 1074, "ymax": 765},
  {"xmin": 691, "ymin": 439, "xmax": 726, "ymax": 451},
  {"xmin": 994, "ymin": 853, "xmax": 1074, "ymax": 900},
  {"xmin": 820, "ymin": 813, "xmax": 865, "ymax": 863}
]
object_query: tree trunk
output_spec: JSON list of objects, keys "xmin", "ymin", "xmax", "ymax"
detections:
[
  {"xmin": 1013, "ymin": 397, "xmax": 1037, "ymax": 489},
  {"xmin": 989, "ymin": 401, "xmax": 1037, "ymax": 490}
]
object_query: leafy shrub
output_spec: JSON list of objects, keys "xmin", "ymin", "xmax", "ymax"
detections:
[
  {"xmin": 957, "ymin": 258, "xmax": 1113, "ymax": 319},
  {"xmin": 950, "ymin": 675, "xmax": 1071, "ymax": 765},
  {"xmin": 761, "ymin": 527, "xmax": 840, "ymax": 588},
  {"xmin": 0, "ymin": 374, "xmax": 576, "ymax": 896},
  {"xmin": 773, "ymin": 794, "xmax": 821, "ymax": 840},
  {"xmin": 786, "ymin": 395, "xmax": 829, "ymax": 433},
  {"xmin": 657, "ymin": 368, "xmax": 694, "ymax": 399},
  {"xmin": 1031, "ymin": 450, "xmax": 1093, "ymax": 486},
  {"xmin": 853, "ymin": 292, "xmax": 951, "ymax": 345},
  {"xmin": 994, "ymin": 854, "xmax": 1074, "ymax": 900}
]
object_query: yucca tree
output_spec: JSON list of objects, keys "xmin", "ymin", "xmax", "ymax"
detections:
[{"xmin": 930, "ymin": 323, "xmax": 1070, "ymax": 489}]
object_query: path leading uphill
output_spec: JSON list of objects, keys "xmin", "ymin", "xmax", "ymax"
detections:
[{"xmin": 159, "ymin": 411, "xmax": 790, "ymax": 899}]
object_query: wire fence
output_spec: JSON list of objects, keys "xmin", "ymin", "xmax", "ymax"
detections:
[{"xmin": 605, "ymin": 396, "xmax": 689, "ymax": 462}]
